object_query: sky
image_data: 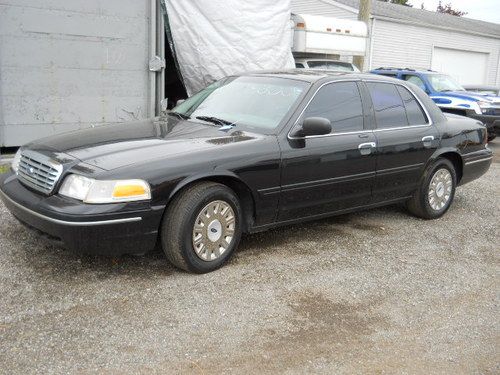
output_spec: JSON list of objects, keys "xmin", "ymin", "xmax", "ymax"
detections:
[{"xmin": 408, "ymin": 0, "xmax": 500, "ymax": 24}]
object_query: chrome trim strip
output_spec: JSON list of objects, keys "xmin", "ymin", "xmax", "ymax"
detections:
[
  {"xmin": 372, "ymin": 124, "xmax": 431, "ymax": 132},
  {"xmin": 289, "ymin": 129, "xmax": 372, "ymax": 140},
  {"xmin": 464, "ymin": 156, "xmax": 493, "ymax": 165},
  {"xmin": 287, "ymin": 79, "xmax": 433, "ymax": 140},
  {"xmin": 0, "ymin": 189, "xmax": 142, "ymax": 227},
  {"xmin": 462, "ymin": 149, "xmax": 491, "ymax": 156},
  {"xmin": 281, "ymin": 171, "xmax": 375, "ymax": 192},
  {"xmin": 376, "ymin": 162, "xmax": 424, "ymax": 175}
]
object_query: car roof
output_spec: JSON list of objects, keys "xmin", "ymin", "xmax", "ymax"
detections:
[
  {"xmin": 371, "ymin": 68, "xmax": 442, "ymax": 75},
  {"xmin": 239, "ymin": 69, "xmax": 392, "ymax": 83}
]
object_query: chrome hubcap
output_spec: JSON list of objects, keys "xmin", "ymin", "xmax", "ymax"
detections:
[
  {"xmin": 192, "ymin": 200, "xmax": 235, "ymax": 262},
  {"xmin": 428, "ymin": 168, "xmax": 453, "ymax": 211}
]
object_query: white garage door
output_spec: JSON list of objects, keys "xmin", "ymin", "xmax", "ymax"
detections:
[{"xmin": 432, "ymin": 47, "xmax": 488, "ymax": 85}]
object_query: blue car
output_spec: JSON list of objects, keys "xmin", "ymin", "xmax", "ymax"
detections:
[{"xmin": 370, "ymin": 68, "xmax": 499, "ymax": 140}]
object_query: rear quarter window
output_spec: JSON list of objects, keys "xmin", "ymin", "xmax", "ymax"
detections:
[{"xmin": 396, "ymin": 86, "xmax": 428, "ymax": 125}]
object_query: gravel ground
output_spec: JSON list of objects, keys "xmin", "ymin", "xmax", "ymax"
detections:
[{"xmin": 0, "ymin": 142, "xmax": 499, "ymax": 374}]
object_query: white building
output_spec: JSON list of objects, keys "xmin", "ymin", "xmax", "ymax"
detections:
[
  {"xmin": 1, "ymin": 0, "xmax": 499, "ymax": 147},
  {"xmin": 292, "ymin": 0, "xmax": 500, "ymax": 86}
]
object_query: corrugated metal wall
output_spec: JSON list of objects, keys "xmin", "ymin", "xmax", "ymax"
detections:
[
  {"xmin": 291, "ymin": 0, "xmax": 357, "ymax": 20},
  {"xmin": 370, "ymin": 19, "xmax": 500, "ymax": 85},
  {"xmin": 0, "ymin": 0, "xmax": 151, "ymax": 147}
]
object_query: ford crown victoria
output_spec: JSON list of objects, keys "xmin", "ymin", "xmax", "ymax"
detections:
[{"xmin": 0, "ymin": 71, "xmax": 492, "ymax": 273}]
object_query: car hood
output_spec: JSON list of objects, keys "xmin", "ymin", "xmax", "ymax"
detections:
[
  {"xmin": 27, "ymin": 116, "xmax": 261, "ymax": 171},
  {"xmin": 437, "ymin": 91, "xmax": 500, "ymax": 103}
]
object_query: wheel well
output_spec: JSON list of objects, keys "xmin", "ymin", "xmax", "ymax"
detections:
[
  {"xmin": 170, "ymin": 176, "xmax": 256, "ymax": 233},
  {"xmin": 439, "ymin": 152, "xmax": 463, "ymax": 183}
]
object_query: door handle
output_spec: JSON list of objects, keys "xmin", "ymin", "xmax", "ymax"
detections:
[
  {"xmin": 358, "ymin": 142, "xmax": 376, "ymax": 155},
  {"xmin": 422, "ymin": 135, "xmax": 434, "ymax": 147}
]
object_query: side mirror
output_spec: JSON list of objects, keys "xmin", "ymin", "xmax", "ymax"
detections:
[
  {"xmin": 299, "ymin": 117, "xmax": 332, "ymax": 137},
  {"xmin": 176, "ymin": 99, "xmax": 185, "ymax": 106}
]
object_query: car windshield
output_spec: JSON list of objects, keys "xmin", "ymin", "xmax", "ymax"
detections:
[
  {"xmin": 307, "ymin": 60, "xmax": 359, "ymax": 72},
  {"xmin": 427, "ymin": 74, "xmax": 465, "ymax": 92},
  {"xmin": 171, "ymin": 76, "xmax": 308, "ymax": 133}
]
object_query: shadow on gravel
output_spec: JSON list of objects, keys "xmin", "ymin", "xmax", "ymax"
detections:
[
  {"xmin": 231, "ymin": 204, "xmax": 405, "ymax": 268},
  {"xmin": 3, "ymin": 203, "xmax": 407, "ymax": 279}
]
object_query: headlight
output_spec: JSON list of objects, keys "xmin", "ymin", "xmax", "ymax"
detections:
[
  {"xmin": 59, "ymin": 174, "xmax": 151, "ymax": 204},
  {"xmin": 477, "ymin": 101, "xmax": 492, "ymax": 114},
  {"xmin": 11, "ymin": 149, "xmax": 22, "ymax": 173}
]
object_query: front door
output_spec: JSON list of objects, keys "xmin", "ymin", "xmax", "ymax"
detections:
[
  {"xmin": 364, "ymin": 81, "xmax": 439, "ymax": 202},
  {"xmin": 278, "ymin": 81, "xmax": 377, "ymax": 221}
]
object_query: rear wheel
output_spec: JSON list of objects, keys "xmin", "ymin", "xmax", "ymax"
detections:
[
  {"xmin": 161, "ymin": 182, "xmax": 242, "ymax": 273},
  {"xmin": 406, "ymin": 158, "xmax": 457, "ymax": 219}
]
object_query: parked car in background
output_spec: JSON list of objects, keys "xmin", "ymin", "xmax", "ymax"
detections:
[
  {"xmin": 370, "ymin": 68, "xmax": 499, "ymax": 140},
  {"xmin": 462, "ymin": 85, "xmax": 500, "ymax": 97},
  {"xmin": 0, "ymin": 71, "xmax": 492, "ymax": 273},
  {"xmin": 295, "ymin": 58, "xmax": 360, "ymax": 72}
]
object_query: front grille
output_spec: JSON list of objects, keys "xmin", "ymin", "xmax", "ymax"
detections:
[{"xmin": 17, "ymin": 151, "xmax": 63, "ymax": 194}]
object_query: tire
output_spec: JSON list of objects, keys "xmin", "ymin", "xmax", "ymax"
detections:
[
  {"xmin": 406, "ymin": 158, "xmax": 457, "ymax": 220},
  {"xmin": 161, "ymin": 181, "xmax": 242, "ymax": 273}
]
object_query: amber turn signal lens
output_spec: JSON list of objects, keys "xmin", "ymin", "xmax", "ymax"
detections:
[{"xmin": 113, "ymin": 184, "xmax": 147, "ymax": 198}]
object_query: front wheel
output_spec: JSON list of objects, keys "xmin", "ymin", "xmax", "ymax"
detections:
[
  {"xmin": 406, "ymin": 158, "xmax": 457, "ymax": 219},
  {"xmin": 161, "ymin": 182, "xmax": 242, "ymax": 273}
]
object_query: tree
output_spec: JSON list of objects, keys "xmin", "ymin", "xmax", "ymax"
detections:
[
  {"xmin": 378, "ymin": 0, "xmax": 413, "ymax": 6},
  {"xmin": 436, "ymin": 1, "xmax": 467, "ymax": 16}
]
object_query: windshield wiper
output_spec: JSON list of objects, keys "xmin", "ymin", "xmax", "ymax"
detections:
[
  {"xmin": 168, "ymin": 111, "xmax": 190, "ymax": 120},
  {"xmin": 195, "ymin": 116, "xmax": 235, "ymax": 127}
]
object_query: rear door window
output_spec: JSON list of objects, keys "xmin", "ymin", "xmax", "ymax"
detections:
[
  {"xmin": 366, "ymin": 82, "xmax": 408, "ymax": 129},
  {"xmin": 302, "ymin": 81, "xmax": 364, "ymax": 133}
]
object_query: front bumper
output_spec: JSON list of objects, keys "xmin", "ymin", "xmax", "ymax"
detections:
[{"xmin": 0, "ymin": 172, "xmax": 165, "ymax": 256}]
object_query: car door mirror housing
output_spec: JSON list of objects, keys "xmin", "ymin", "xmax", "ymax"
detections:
[{"xmin": 297, "ymin": 117, "xmax": 332, "ymax": 137}]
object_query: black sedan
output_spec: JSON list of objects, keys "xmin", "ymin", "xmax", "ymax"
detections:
[{"xmin": 0, "ymin": 71, "xmax": 492, "ymax": 273}]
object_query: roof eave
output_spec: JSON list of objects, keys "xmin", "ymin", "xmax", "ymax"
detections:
[{"xmin": 372, "ymin": 15, "xmax": 500, "ymax": 40}]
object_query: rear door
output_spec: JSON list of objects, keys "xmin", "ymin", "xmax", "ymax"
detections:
[
  {"xmin": 278, "ymin": 80, "xmax": 377, "ymax": 221},
  {"xmin": 364, "ymin": 81, "xmax": 439, "ymax": 202}
]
